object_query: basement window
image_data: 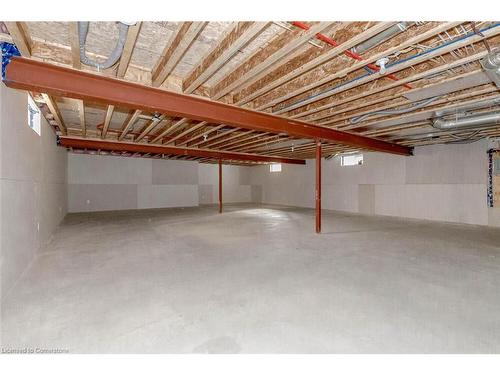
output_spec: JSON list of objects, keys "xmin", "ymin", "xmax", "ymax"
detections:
[
  {"xmin": 27, "ymin": 94, "xmax": 41, "ymax": 136},
  {"xmin": 341, "ymin": 153, "xmax": 363, "ymax": 167},
  {"xmin": 270, "ymin": 163, "xmax": 282, "ymax": 173}
]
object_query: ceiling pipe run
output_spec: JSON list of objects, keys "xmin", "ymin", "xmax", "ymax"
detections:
[
  {"xmin": 351, "ymin": 22, "xmax": 415, "ymax": 55},
  {"xmin": 434, "ymin": 96, "xmax": 500, "ymax": 117},
  {"xmin": 481, "ymin": 47, "xmax": 500, "ymax": 88},
  {"xmin": 432, "ymin": 112, "xmax": 500, "ymax": 130}
]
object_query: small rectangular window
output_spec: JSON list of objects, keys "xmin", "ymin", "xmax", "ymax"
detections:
[
  {"xmin": 270, "ymin": 163, "xmax": 282, "ymax": 172},
  {"xmin": 27, "ymin": 94, "xmax": 41, "ymax": 136},
  {"xmin": 341, "ymin": 153, "xmax": 363, "ymax": 167}
]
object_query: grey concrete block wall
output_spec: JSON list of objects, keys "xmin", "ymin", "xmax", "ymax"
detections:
[{"xmin": 1, "ymin": 84, "xmax": 67, "ymax": 298}]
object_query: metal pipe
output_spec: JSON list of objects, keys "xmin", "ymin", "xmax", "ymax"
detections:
[
  {"xmin": 432, "ymin": 112, "xmax": 500, "ymax": 130},
  {"xmin": 351, "ymin": 95, "xmax": 441, "ymax": 124},
  {"xmin": 316, "ymin": 141, "xmax": 322, "ymax": 234},
  {"xmin": 352, "ymin": 22, "xmax": 415, "ymax": 55},
  {"xmin": 480, "ymin": 48, "xmax": 500, "ymax": 88},
  {"xmin": 434, "ymin": 97, "xmax": 500, "ymax": 117},
  {"xmin": 290, "ymin": 21, "xmax": 411, "ymax": 89}
]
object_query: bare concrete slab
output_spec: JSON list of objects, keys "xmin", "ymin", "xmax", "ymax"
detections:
[{"xmin": 2, "ymin": 204, "xmax": 500, "ymax": 353}]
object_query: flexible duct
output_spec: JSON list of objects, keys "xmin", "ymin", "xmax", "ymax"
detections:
[
  {"xmin": 78, "ymin": 22, "xmax": 129, "ymax": 70},
  {"xmin": 481, "ymin": 48, "xmax": 500, "ymax": 88},
  {"xmin": 350, "ymin": 95, "xmax": 440, "ymax": 124},
  {"xmin": 352, "ymin": 22, "xmax": 414, "ymax": 55},
  {"xmin": 432, "ymin": 112, "xmax": 500, "ymax": 130}
]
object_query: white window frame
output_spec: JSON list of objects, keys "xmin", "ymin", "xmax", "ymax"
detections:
[
  {"xmin": 341, "ymin": 153, "xmax": 363, "ymax": 167},
  {"xmin": 270, "ymin": 163, "xmax": 282, "ymax": 173},
  {"xmin": 27, "ymin": 94, "xmax": 41, "ymax": 136}
]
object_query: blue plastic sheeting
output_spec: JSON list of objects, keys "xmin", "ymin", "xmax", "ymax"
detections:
[{"xmin": 1, "ymin": 42, "xmax": 21, "ymax": 80}]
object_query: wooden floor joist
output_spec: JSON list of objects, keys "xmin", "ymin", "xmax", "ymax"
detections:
[
  {"xmin": 58, "ymin": 136, "xmax": 307, "ymax": 164},
  {"xmin": 3, "ymin": 57, "xmax": 412, "ymax": 156}
]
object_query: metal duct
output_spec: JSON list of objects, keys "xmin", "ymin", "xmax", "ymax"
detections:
[
  {"xmin": 434, "ymin": 97, "xmax": 500, "ymax": 117},
  {"xmin": 481, "ymin": 48, "xmax": 500, "ymax": 88},
  {"xmin": 352, "ymin": 22, "xmax": 414, "ymax": 55},
  {"xmin": 432, "ymin": 112, "xmax": 500, "ymax": 130},
  {"xmin": 78, "ymin": 22, "xmax": 129, "ymax": 70},
  {"xmin": 350, "ymin": 95, "xmax": 440, "ymax": 124}
]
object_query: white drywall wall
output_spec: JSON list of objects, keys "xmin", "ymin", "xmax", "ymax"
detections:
[
  {"xmin": 0, "ymin": 84, "xmax": 67, "ymax": 298},
  {"xmin": 250, "ymin": 139, "xmax": 494, "ymax": 226},
  {"xmin": 68, "ymin": 155, "xmax": 256, "ymax": 212}
]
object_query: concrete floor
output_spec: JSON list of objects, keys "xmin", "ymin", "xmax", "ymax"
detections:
[{"xmin": 2, "ymin": 204, "xmax": 500, "ymax": 353}]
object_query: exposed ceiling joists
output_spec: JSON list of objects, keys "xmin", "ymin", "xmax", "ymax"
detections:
[
  {"xmin": 182, "ymin": 22, "xmax": 270, "ymax": 94},
  {"xmin": 68, "ymin": 22, "xmax": 81, "ymax": 69},
  {"xmin": 117, "ymin": 22, "xmax": 142, "ymax": 78},
  {"xmin": 41, "ymin": 93, "xmax": 67, "ymax": 135},
  {"xmin": 4, "ymin": 22, "xmax": 32, "ymax": 57},
  {"xmin": 210, "ymin": 22, "xmax": 335, "ymax": 100},
  {"xmin": 101, "ymin": 105, "xmax": 114, "ymax": 139},
  {"xmin": 152, "ymin": 22, "xmax": 207, "ymax": 87},
  {"xmin": 4, "ymin": 57, "xmax": 412, "ymax": 155},
  {"xmin": 58, "ymin": 136, "xmax": 306, "ymax": 164}
]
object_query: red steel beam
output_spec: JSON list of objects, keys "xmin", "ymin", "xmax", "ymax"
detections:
[
  {"xmin": 4, "ymin": 57, "xmax": 412, "ymax": 156},
  {"xmin": 57, "ymin": 136, "xmax": 306, "ymax": 165},
  {"xmin": 316, "ymin": 141, "xmax": 321, "ymax": 234},
  {"xmin": 218, "ymin": 159, "xmax": 223, "ymax": 214}
]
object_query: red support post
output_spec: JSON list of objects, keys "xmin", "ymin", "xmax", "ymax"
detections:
[
  {"xmin": 316, "ymin": 141, "xmax": 322, "ymax": 234},
  {"xmin": 218, "ymin": 159, "xmax": 223, "ymax": 214}
]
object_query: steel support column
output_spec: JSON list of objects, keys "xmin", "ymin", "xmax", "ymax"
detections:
[
  {"xmin": 219, "ymin": 159, "xmax": 223, "ymax": 214},
  {"xmin": 316, "ymin": 141, "xmax": 322, "ymax": 234}
]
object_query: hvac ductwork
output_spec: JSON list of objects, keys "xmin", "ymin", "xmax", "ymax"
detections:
[
  {"xmin": 78, "ymin": 22, "xmax": 130, "ymax": 70},
  {"xmin": 432, "ymin": 112, "xmax": 500, "ymax": 130},
  {"xmin": 351, "ymin": 22, "xmax": 414, "ymax": 55},
  {"xmin": 434, "ymin": 97, "xmax": 500, "ymax": 117},
  {"xmin": 481, "ymin": 48, "xmax": 500, "ymax": 88}
]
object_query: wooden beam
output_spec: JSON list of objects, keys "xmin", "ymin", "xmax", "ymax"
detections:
[
  {"xmin": 288, "ymin": 52, "xmax": 490, "ymax": 120},
  {"xmin": 101, "ymin": 105, "xmax": 114, "ymax": 139},
  {"xmin": 117, "ymin": 22, "xmax": 142, "ymax": 78},
  {"xmin": 177, "ymin": 124, "xmax": 225, "ymax": 146},
  {"xmin": 152, "ymin": 22, "xmax": 207, "ymax": 87},
  {"xmin": 164, "ymin": 121, "xmax": 207, "ymax": 145},
  {"xmin": 191, "ymin": 127, "xmax": 240, "ymax": 147},
  {"xmin": 135, "ymin": 114, "xmax": 167, "ymax": 142},
  {"xmin": 4, "ymin": 22, "xmax": 32, "ymax": 57},
  {"xmin": 234, "ymin": 22, "xmax": 391, "ymax": 105},
  {"xmin": 41, "ymin": 94, "xmax": 67, "ymax": 135},
  {"xmin": 271, "ymin": 23, "xmax": 497, "ymax": 114},
  {"xmin": 266, "ymin": 24, "xmax": 462, "ymax": 112},
  {"xmin": 68, "ymin": 22, "xmax": 81, "ymax": 69},
  {"xmin": 119, "ymin": 110, "xmax": 142, "ymax": 141},
  {"xmin": 59, "ymin": 136, "xmax": 307, "ymax": 165},
  {"xmin": 4, "ymin": 57, "xmax": 413, "ymax": 156},
  {"xmin": 182, "ymin": 22, "xmax": 269, "ymax": 94},
  {"xmin": 77, "ymin": 99, "xmax": 86, "ymax": 137},
  {"xmin": 150, "ymin": 118, "xmax": 190, "ymax": 143},
  {"xmin": 211, "ymin": 22, "xmax": 334, "ymax": 100}
]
